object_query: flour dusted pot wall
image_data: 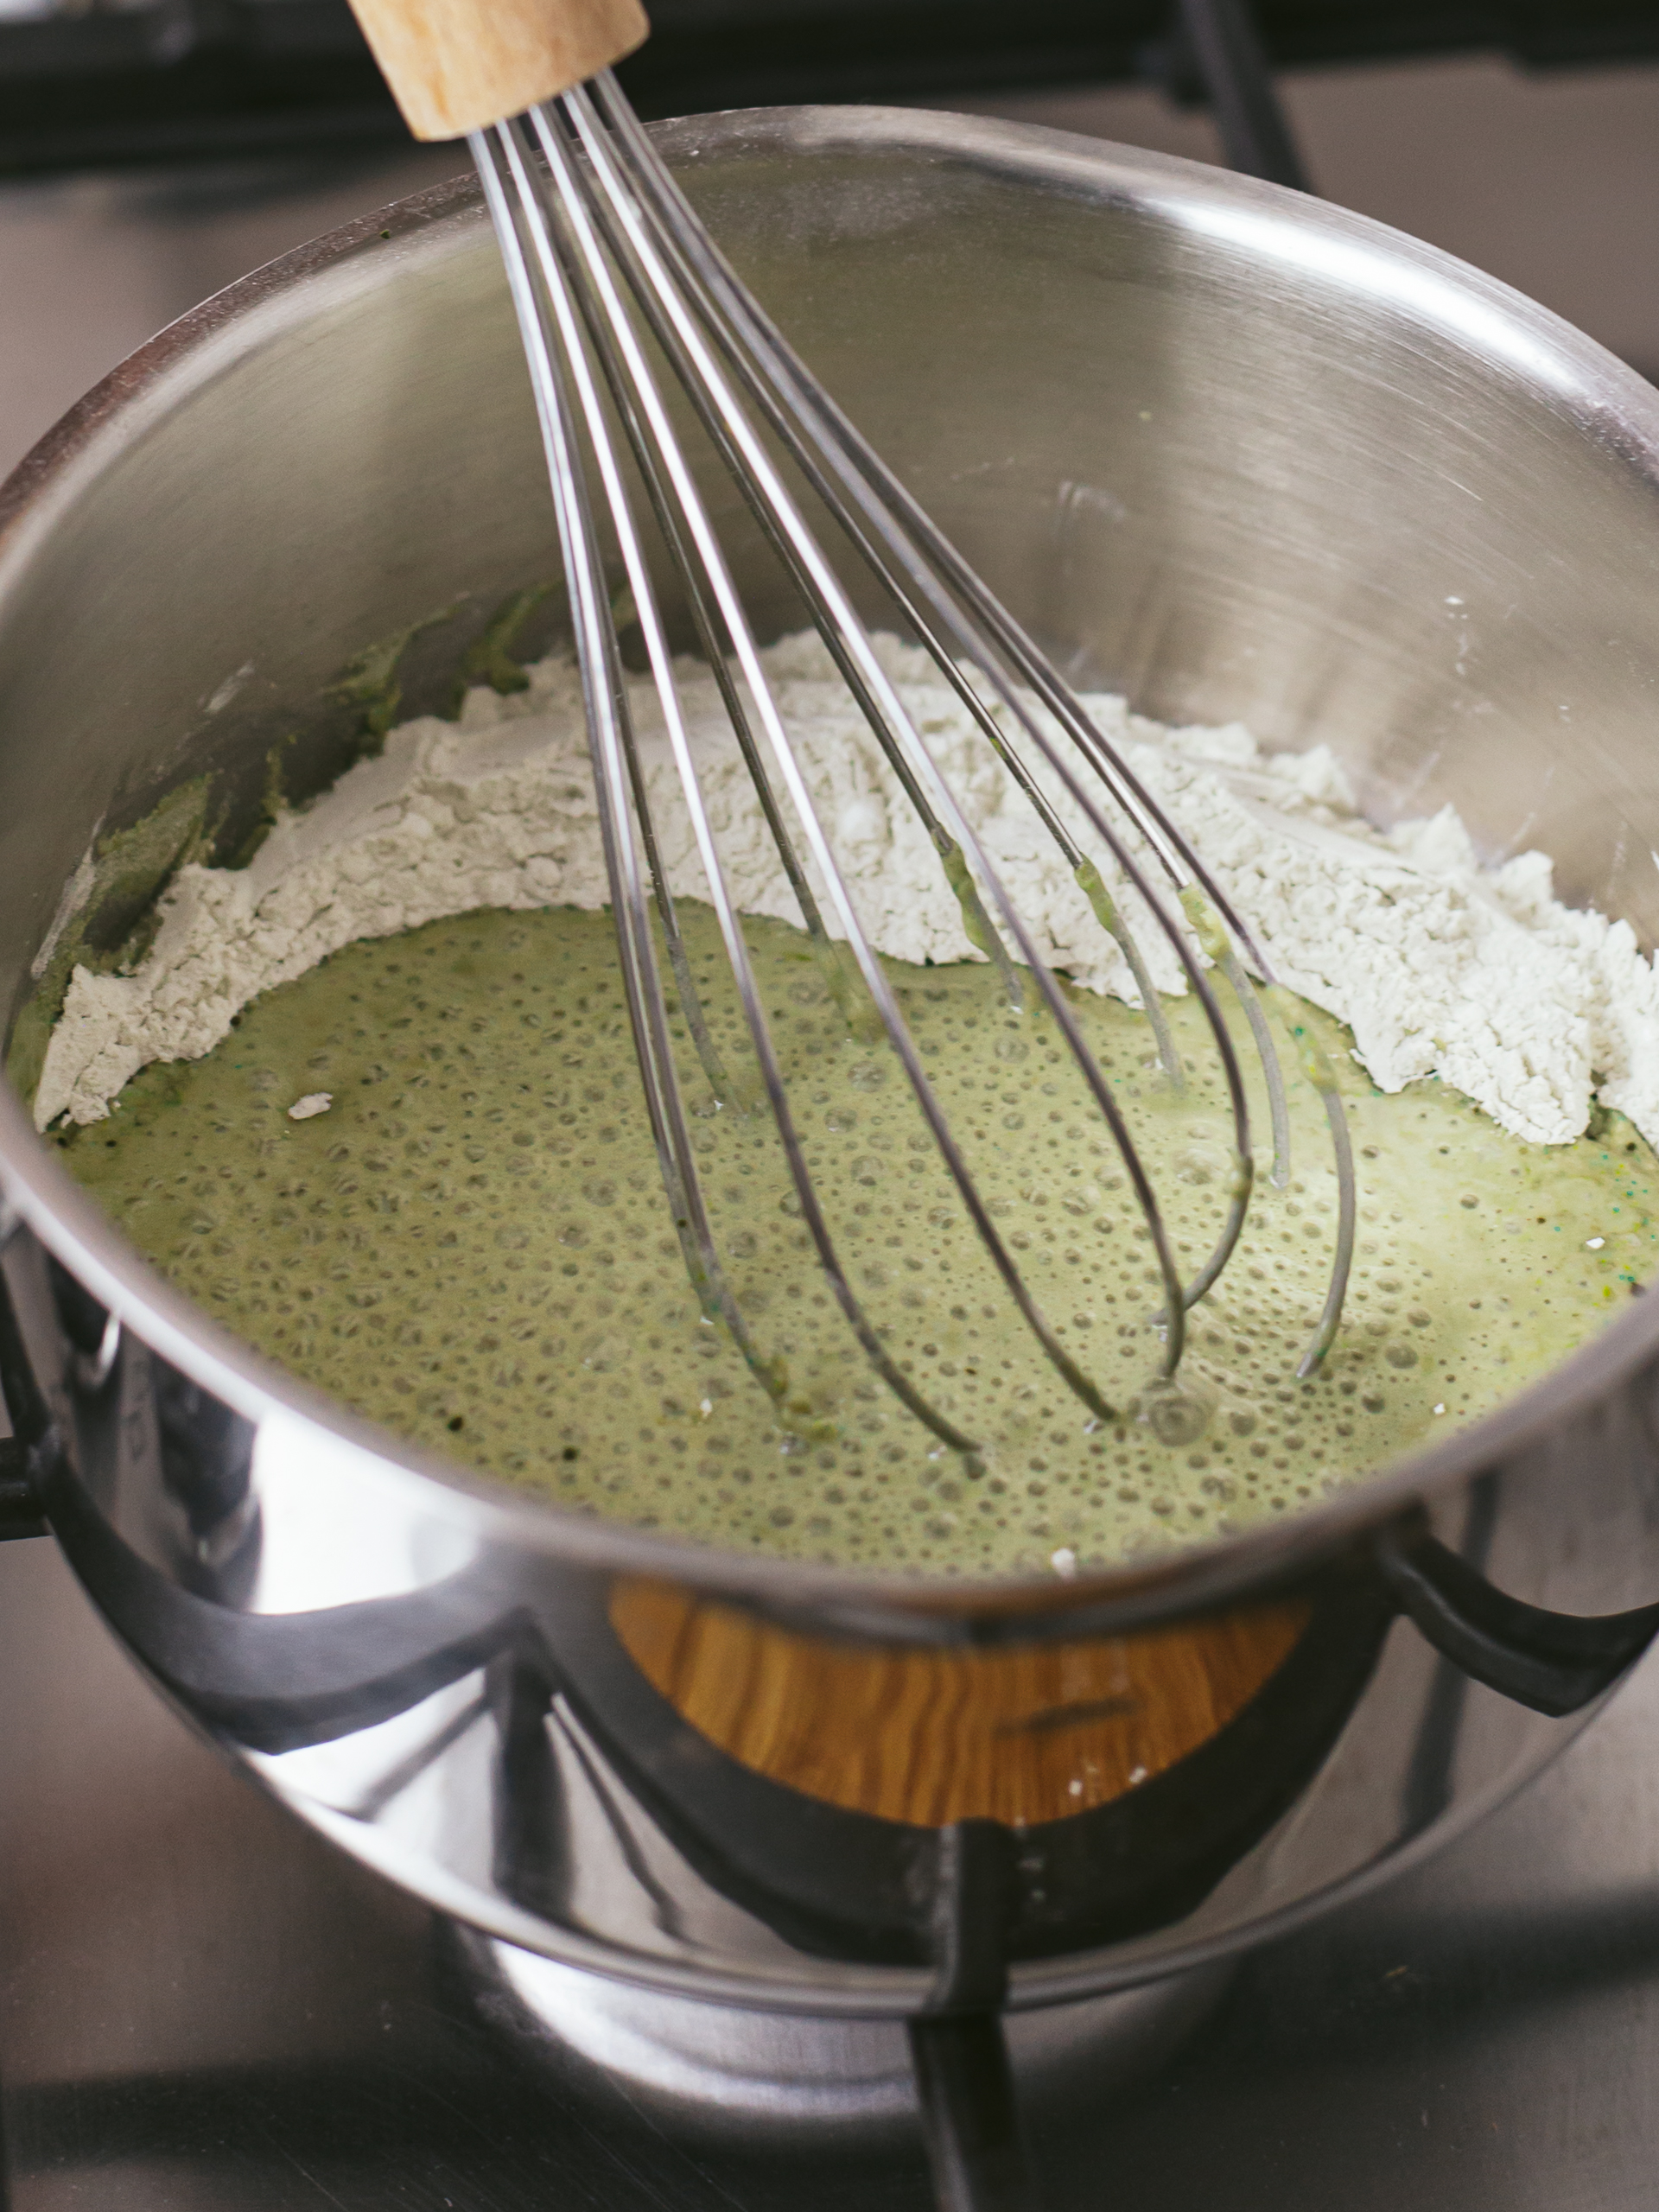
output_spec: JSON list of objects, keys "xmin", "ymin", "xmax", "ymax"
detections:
[{"xmin": 1, "ymin": 111, "xmax": 1658, "ymax": 2015}]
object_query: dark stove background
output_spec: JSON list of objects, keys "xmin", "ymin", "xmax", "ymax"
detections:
[
  {"xmin": 5, "ymin": 32, "xmax": 1659, "ymax": 485},
  {"xmin": 1, "ymin": 0, "xmax": 1657, "ymax": 174}
]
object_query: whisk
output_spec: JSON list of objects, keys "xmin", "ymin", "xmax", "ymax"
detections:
[
  {"xmin": 338, "ymin": 0, "xmax": 1361, "ymax": 1507},
  {"xmin": 344, "ymin": 0, "xmax": 1356, "ymax": 1484},
  {"xmin": 339, "ymin": 2, "xmax": 1357, "ymax": 2200}
]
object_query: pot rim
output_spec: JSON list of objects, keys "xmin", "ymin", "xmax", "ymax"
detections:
[{"xmin": 4, "ymin": 102, "xmax": 1659, "ymax": 1633}]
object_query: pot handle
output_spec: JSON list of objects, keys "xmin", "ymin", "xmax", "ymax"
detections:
[{"xmin": 1374, "ymin": 1512, "xmax": 1659, "ymax": 1718}]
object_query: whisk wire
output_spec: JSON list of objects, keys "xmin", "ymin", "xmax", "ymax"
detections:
[
  {"xmin": 563, "ymin": 92, "xmax": 1260, "ymax": 1161},
  {"xmin": 489, "ymin": 125, "xmax": 747, "ymax": 1135},
  {"xmin": 556, "ymin": 89, "xmax": 1262, "ymax": 1348},
  {"xmin": 538, "ymin": 93, "xmax": 1197, "ymax": 1404},
  {"xmin": 526, "ymin": 108, "xmax": 1175, "ymax": 1426},
  {"xmin": 536, "ymin": 99, "xmax": 1212, "ymax": 1401},
  {"xmin": 593, "ymin": 77, "xmax": 1265, "ymax": 964},
  {"xmin": 565, "ymin": 118, "xmax": 1190, "ymax": 1096},
  {"xmin": 474, "ymin": 79, "xmax": 1359, "ymax": 1470},
  {"xmin": 585, "ymin": 73, "xmax": 1321, "ymax": 1247},
  {"xmin": 531, "ymin": 186, "xmax": 868, "ymax": 1059},
  {"xmin": 543, "ymin": 105, "xmax": 1030, "ymax": 1022},
  {"xmin": 475, "ymin": 130, "xmax": 752, "ymax": 1377},
  {"xmin": 493, "ymin": 113, "xmax": 1000, "ymax": 1447},
  {"xmin": 581, "ymin": 77, "xmax": 1355, "ymax": 1364}
]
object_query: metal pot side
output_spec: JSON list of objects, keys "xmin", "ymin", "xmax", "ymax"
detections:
[{"xmin": 1, "ymin": 108, "xmax": 1658, "ymax": 2016}]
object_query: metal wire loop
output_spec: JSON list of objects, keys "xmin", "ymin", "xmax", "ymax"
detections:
[{"xmin": 467, "ymin": 84, "xmax": 1357, "ymax": 1469}]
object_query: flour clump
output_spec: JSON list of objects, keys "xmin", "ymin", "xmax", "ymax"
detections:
[{"xmin": 33, "ymin": 632, "xmax": 1659, "ymax": 1149}]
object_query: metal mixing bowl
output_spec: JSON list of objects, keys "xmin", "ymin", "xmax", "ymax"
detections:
[{"xmin": 1, "ymin": 106, "xmax": 1658, "ymax": 2024}]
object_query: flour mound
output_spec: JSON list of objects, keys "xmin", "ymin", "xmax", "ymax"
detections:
[{"xmin": 34, "ymin": 633, "xmax": 1659, "ymax": 1150}]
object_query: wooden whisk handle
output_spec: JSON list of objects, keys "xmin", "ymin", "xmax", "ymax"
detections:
[{"xmin": 346, "ymin": 0, "xmax": 647, "ymax": 142}]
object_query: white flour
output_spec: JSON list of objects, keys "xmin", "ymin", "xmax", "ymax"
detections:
[{"xmin": 35, "ymin": 632, "xmax": 1659, "ymax": 1149}]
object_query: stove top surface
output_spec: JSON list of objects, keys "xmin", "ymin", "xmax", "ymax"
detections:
[{"xmin": 3, "ymin": 1533, "xmax": 1656, "ymax": 2211}]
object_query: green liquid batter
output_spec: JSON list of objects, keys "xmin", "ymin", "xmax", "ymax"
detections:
[{"xmin": 54, "ymin": 901, "xmax": 1659, "ymax": 1576}]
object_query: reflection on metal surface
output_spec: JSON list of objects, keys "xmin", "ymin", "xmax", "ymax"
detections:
[
  {"xmin": 1164, "ymin": 188, "xmax": 1593, "ymax": 392},
  {"xmin": 610, "ymin": 1576, "xmax": 1313, "ymax": 1822},
  {"xmin": 457, "ymin": 1928, "xmax": 1233, "ymax": 2145}
]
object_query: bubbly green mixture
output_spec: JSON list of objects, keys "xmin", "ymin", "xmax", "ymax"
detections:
[{"xmin": 54, "ymin": 902, "xmax": 1659, "ymax": 1576}]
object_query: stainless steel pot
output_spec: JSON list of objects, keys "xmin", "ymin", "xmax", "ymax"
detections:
[{"xmin": 1, "ymin": 105, "xmax": 1657, "ymax": 2050}]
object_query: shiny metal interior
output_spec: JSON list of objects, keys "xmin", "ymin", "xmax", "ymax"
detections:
[
  {"xmin": 3, "ymin": 108, "xmax": 1659, "ymax": 2020},
  {"xmin": 8, "ymin": 106, "xmax": 1659, "ymax": 1007}
]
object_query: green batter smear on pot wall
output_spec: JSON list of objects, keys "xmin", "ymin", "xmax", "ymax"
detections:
[{"xmin": 54, "ymin": 900, "xmax": 1659, "ymax": 1576}]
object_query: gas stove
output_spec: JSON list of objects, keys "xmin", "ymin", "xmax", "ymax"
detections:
[
  {"xmin": 4, "ymin": 1523, "xmax": 1657, "ymax": 2207},
  {"xmin": 4, "ymin": 37, "xmax": 1659, "ymax": 2211}
]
